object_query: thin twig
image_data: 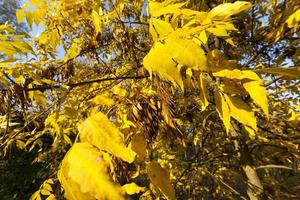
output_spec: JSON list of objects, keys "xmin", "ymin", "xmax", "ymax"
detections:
[
  {"xmin": 0, "ymin": 101, "xmax": 56, "ymax": 148},
  {"xmin": 122, "ymin": 21, "xmax": 149, "ymax": 26},
  {"xmin": 242, "ymin": 45, "xmax": 268, "ymax": 69},
  {"xmin": 2, "ymin": 72, "xmax": 16, "ymax": 85},
  {"xmin": 264, "ymin": 76, "xmax": 283, "ymax": 87},
  {"xmin": 174, "ymin": 149, "xmax": 202, "ymax": 186},
  {"xmin": 205, "ymin": 169, "xmax": 248, "ymax": 200}
]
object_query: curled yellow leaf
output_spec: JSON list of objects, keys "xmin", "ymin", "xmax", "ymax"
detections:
[
  {"xmin": 79, "ymin": 112, "xmax": 136, "ymax": 163},
  {"xmin": 58, "ymin": 143, "xmax": 125, "ymax": 200}
]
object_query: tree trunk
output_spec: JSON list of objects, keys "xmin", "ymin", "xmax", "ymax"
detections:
[{"xmin": 231, "ymin": 123, "xmax": 263, "ymax": 200}]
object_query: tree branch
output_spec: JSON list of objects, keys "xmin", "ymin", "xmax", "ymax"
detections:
[
  {"xmin": 242, "ymin": 45, "xmax": 268, "ymax": 69},
  {"xmin": 0, "ymin": 75, "xmax": 149, "ymax": 92},
  {"xmin": 256, "ymin": 164, "xmax": 293, "ymax": 171}
]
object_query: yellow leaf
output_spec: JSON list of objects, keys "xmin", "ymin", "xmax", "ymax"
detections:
[
  {"xmin": 122, "ymin": 183, "xmax": 145, "ymax": 195},
  {"xmin": 288, "ymin": 108, "xmax": 300, "ymax": 122},
  {"xmin": 214, "ymin": 90, "xmax": 231, "ymax": 133},
  {"xmin": 286, "ymin": 9, "xmax": 300, "ymax": 28},
  {"xmin": 130, "ymin": 133, "xmax": 147, "ymax": 162},
  {"xmin": 149, "ymin": 0, "xmax": 186, "ymax": 17},
  {"xmin": 78, "ymin": 112, "xmax": 136, "ymax": 163},
  {"xmin": 31, "ymin": 8, "xmax": 47, "ymax": 25},
  {"xmin": 143, "ymin": 41, "xmax": 182, "ymax": 88},
  {"xmin": 149, "ymin": 18, "xmax": 174, "ymax": 41},
  {"xmin": 106, "ymin": 2, "xmax": 125, "ymax": 20},
  {"xmin": 213, "ymin": 69, "xmax": 261, "ymax": 81},
  {"xmin": 225, "ymin": 95, "xmax": 257, "ymax": 131},
  {"xmin": 64, "ymin": 38, "xmax": 81, "ymax": 62},
  {"xmin": 213, "ymin": 69, "xmax": 268, "ymax": 116},
  {"xmin": 40, "ymin": 189, "xmax": 51, "ymax": 196},
  {"xmin": 0, "ymin": 42, "xmax": 19, "ymax": 57},
  {"xmin": 25, "ymin": 10, "xmax": 33, "ymax": 28},
  {"xmin": 29, "ymin": 90, "xmax": 47, "ymax": 106},
  {"xmin": 256, "ymin": 66, "xmax": 300, "ymax": 79},
  {"xmin": 16, "ymin": 9, "xmax": 25, "ymax": 24},
  {"xmin": 29, "ymin": 0, "xmax": 47, "ymax": 8},
  {"xmin": 243, "ymin": 81, "xmax": 268, "ymax": 117},
  {"xmin": 143, "ymin": 37, "xmax": 207, "ymax": 89},
  {"xmin": 11, "ymin": 40, "xmax": 34, "ymax": 54},
  {"xmin": 225, "ymin": 38, "xmax": 236, "ymax": 46},
  {"xmin": 44, "ymin": 113, "xmax": 61, "ymax": 134},
  {"xmin": 199, "ymin": 73, "xmax": 209, "ymax": 111},
  {"xmin": 193, "ymin": 131, "xmax": 202, "ymax": 145},
  {"xmin": 90, "ymin": 93, "xmax": 114, "ymax": 106},
  {"xmin": 199, "ymin": 30, "xmax": 208, "ymax": 45},
  {"xmin": 112, "ymin": 85, "xmax": 127, "ymax": 97},
  {"xmin": 207, "ymin": 27, "xmax": 228, "ymax": 37},
  {"xmin": 0, "ymin": 58, "xmax": 16, "ymax": 66},
  {"xmin": 167, "ymin": 37, "xmax": 207, "ymax": 72},
  {"xmin": 119, "ymin": 113, "xmax": 136, "ymax": 129},
  {"xmin": 0, "ymin": 24, "xmax": 15, "ymax": 32},
  {"xmin": 208, "ymin": 1, "xmax": 252, "ymax": 19},
  {"xmin": 221, "ymin": 79, "xmax": 245, "ymax": 94},
  {"xmin": 141, "ymin": 87, "xmax": 157, "ymax": 96},
  {"xmin": 223, "ymin": 22, "xmax": 238, "ymax": 31},
  {"xmin": 245, "ymin": 126, "xmax": 256, "ymax": 139},
  {"xmin": 146, "ymin": 162, "xmax": 175, "ymax": 200},
  {"xmin": 58, "ymin": 143, "xmax": 125, "ymax": 200},
  {"xmin": 288, "ymin": 111, "xmax": 300, "ymax": 122},
  {"xmin": 92, "ymin": 10, "xmax": 102, "ymax": 35},
  {"xmin": 30, "ymin": 191, "xmax": 41, "ymax": 200},
  {"xmin": 45, "ymin": 194, "xmax": 56, "ymax": 200}
]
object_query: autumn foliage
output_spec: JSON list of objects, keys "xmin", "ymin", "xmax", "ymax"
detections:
[{"xmin": 0, "ymin": 0, "xmax": 299, "ymax": 199}]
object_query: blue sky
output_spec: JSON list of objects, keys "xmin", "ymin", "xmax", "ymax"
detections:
[{"xmin": 19, "ymin": 0, "xmax": 65, "ymax": 60}]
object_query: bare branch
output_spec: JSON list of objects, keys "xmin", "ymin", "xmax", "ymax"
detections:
[{"xmin": 0, "ymin": 75, "xmax": 149, "ymax": 92}]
